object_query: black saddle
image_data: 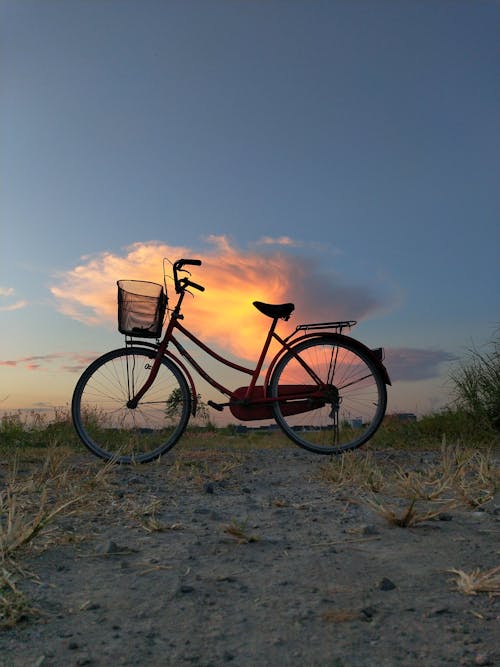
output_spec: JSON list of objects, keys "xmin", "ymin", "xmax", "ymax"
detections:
[{"xmin": 253, "ymin": 301, "xmax": 295, "ymax": 321}]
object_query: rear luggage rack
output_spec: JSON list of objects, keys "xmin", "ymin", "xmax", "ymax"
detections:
[{"xmin": 295, "ymin": 320, "xmax": 357, "ymax": 333}]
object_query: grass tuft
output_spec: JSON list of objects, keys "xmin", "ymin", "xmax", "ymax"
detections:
[
  {"xmin": 448, "ymin": 565, "xmax": 500, "ymax": 596},
  {"xmin": 365, "ymin": 496, "xmax": 457, "ymax": 528},
  {"xmin": 223, "ymin": 519, "xmax": 260, "ymax": 544},
  {"xmin": 0, "ymin": 568, "xmax": 38, "ymax": 629},
  {"xmin": 319, "ymin": 450, "xmax": 385, "ymax": 493}
]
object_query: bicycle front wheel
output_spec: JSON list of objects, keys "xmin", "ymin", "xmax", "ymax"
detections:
[
  {"xmin": 72, "ymin": 347, "xmax": 191, "ymax": 463},
  {"xmin": 270, "ymin": 335, "xmax": 387, "ymax": 454}
]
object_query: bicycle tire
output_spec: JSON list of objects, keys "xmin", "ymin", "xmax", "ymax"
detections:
[
  {"xmin": 270, "ymin": 335, "xmax": 387, "ymax": 455},
  {"xmin": 72, "ymin": 347, "xmax": 191, "ymax": 463}
]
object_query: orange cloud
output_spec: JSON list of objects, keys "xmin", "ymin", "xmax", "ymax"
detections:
[{"xmin": 51, "ymin": 236, "xmax": 386, "ymax": 360}]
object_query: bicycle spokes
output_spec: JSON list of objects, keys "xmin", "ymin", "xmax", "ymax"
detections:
[{"xmin": 270, "ymin": 336, "xmax": 386, "ymax": 454}]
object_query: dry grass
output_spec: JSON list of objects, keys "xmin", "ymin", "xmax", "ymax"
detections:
[
  {"xmin": 130, "ymin": 498, "xmax": 184, "ymax": 533},
  {"xmin": 392, "ymin": 444, "xmax": 499, "ymax": 505},
  {"xmin": 320, "ymin": 443, "xmax": 499, "ymax": 529},
  {"xmin": 448, "ymin": 565, "xmax": 500, "ymax": 596},
  {"xmin": 0, "ymin": 486, "xmax": 84, "ymax": 559},
  {"xmin": 223, "ymin": 519, "xmax": 260, "ymax": 544},
  {"xmin": 0, "ymin": 567, "xmax": 37, "ymax": 629},
  {"xmin": 364, "ymin": 496, "xmax": 458, "ymax": 528},
  {"xmin": 392, "ymin": 467, "xmax": 454, "ymax": 502},
  {"xmin": 321, "ymin": 609, "xmax": 361, "ymax": 623},
  {"xmin": 319, "ymin": 450, "xmax": 385, "ymax": 494},
  {"xmin": 168, "ymin": 449, "xmax": 244, "ymax": 487}
]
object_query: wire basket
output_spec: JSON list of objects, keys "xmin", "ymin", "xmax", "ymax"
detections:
[{"xmin": 117, "ymin": 280, "xmax": 167, "ymax": 338}]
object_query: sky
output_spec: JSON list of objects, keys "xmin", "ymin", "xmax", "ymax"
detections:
[{"xmin": 1, "ymin": 0, "xmax": 499, "ymax": 421}]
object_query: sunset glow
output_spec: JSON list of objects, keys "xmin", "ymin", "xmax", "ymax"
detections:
[{"xmin": 51, "ymin": 236, "xmax": 385, "ymax": 361}]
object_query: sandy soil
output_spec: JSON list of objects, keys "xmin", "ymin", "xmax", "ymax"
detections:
[{"xmin": 0, "ymin": 445, "xmax": 499, "ymax": 667}]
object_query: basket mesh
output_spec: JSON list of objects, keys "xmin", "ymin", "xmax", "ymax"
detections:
[{"xmin": 117, "ymin": 280, "xmax": 166, "ymax": 338}]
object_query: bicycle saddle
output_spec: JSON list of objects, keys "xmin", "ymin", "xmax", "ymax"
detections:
[{"xmin": 253, "ymin": 301, "xmax": 295, "ymax": 320}]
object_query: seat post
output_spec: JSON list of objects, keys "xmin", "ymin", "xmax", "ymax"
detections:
[{"xmin": 247, "ymin": 317, "xmax": 279, "ymax": 395}]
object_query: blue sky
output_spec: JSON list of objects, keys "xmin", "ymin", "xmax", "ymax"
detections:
[{"xmin": 1, "ymin": 0, "xmax": 498, "ymax": 417}]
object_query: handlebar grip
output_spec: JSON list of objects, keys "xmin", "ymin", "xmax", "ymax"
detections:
[
  {"xmin": 186, "ymin": 280, "xmax": 205, "ymax": 292},
  {"xmin": 178, "ymin": 258, "xmax": 202, "ymax": 266}
]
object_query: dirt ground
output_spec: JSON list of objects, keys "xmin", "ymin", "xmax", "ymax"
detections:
[{"xmin": 1, "ymin": 444, "xmax": 499, "ymax": 667}]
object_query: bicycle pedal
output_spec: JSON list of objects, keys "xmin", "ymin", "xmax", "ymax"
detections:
[{"xmin": 207, "ymin": 400, "xmax": 225, "ymax": 412}]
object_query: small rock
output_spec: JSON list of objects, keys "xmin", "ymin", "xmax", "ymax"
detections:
[
  {"xmin": 378, "ymin": 577, "xmax": 396, "ymax": 591},
  {"xmin": 438, "ymin": 512, "xmax": 453, "ymax": 521},
  {"xmin": 429, "ymin": 606, "xmax": 452, "ymax": 616},
  {"xmin": 474, "ymin": 654, "xmax": 493, "ymax": 666},
  {"xmin": 95, "ymin": 540, "xmax": 122, "ymax": 555},
  {"xmin": 179, "ymin": 585, "xmax": 195, "ymax": 594},
  {"xmin": 361, "ymin": 606, "xmax": 377, "ymax": 620},
  {"xmin": 127, "ymin": 476, "xmax": 143, "ymax": 485}
]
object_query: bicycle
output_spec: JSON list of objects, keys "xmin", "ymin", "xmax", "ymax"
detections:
[{"xmin": 71, "ymin": 258, "xmax": 391, "ymax": 463}]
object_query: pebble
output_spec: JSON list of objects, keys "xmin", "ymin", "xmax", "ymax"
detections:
[
  {"xmin": 378, "ymin": 577, "xmax": 396, "ymax": 591},
  {"xmin": 179, "ymin": 585, "xmax": 195, "ymax": 594},
  {"xmin": 429, "ymin": 606, "xmax": 452, "ymax": 616},
  {"xmin": 95, "ymin": 540, "xmax": 124, "ymax": 555},
  {"xmin": 361, "ymin": 606, "xmax": 377, "ymax": 619}
]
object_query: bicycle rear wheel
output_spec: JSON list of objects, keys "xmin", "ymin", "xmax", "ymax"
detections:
[
  {"xmin": 270, "ymin": 335, "xmax": 387, "ymax": 454},
  {"xmin": 72, "ymin": 347, "xmax": 191, "ymax": 463}
]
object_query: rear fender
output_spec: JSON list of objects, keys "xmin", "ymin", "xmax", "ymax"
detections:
[{"xmin": 264, "ymin": 332, "xmax": 391, "ymax": 388}]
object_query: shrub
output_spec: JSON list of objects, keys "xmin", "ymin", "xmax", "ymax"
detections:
[{"xmin": 449, "ymin": 330, "xmax": 500, "ymax": 432}]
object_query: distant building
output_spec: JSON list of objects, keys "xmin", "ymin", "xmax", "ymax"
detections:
[{"xmin": 392, "ymin": 413, "xmax": 417, "ymax": 422}]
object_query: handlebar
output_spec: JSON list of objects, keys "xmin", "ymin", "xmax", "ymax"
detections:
[
  {"xmin": 175, "ymin": 258, "xmax": 201, "ymax": 267},
  {"xmin": 173, "ymin": 258, "xmax": 205, "ymax": 294}
]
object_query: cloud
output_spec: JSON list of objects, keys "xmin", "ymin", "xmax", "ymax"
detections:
[
  {"xmin": 256, "ymin": 236, "xmax": 300, "ymax": 247},
  {"xmin": 0, "ymin": 354, "xmax": 63, "ymax": 371},
  {"xmin": 384, "ymin": 347, "xmax": 458, "ymax": 382},
  {"xmin": 0, "ymin": 353, "xmax": 97, "ymax": 373},
  {"xmin": 50, "ymin": 237, "xmax": 391, "ymax": 360},
  {"xmin": 0, "ymin": 286, "xmax": 27, "ymax": 312},
  {"xmin": 0, "ymin": 301, "xmax": 28, "ymax": 312}
]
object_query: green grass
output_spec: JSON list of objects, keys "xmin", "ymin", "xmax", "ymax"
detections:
[
  {"xmin": 1, "ymin": 406, "xmax": 498, "ymax": 463},
  {"xmin": 370, "ymin": 409, "xmax": 499, "ymax": 451},
  {"xmin": 449, "ymin": 328, "xmax": 500, "ymax": 432}
]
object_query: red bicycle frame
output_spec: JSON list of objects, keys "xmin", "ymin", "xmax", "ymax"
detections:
[
  {"xmin": 126, "ymin": 278, "xmax": 328, "ymax": 418},
  {"xmin": 126, "ymin": 259, "xmax": 389, "ymax": 421}
]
